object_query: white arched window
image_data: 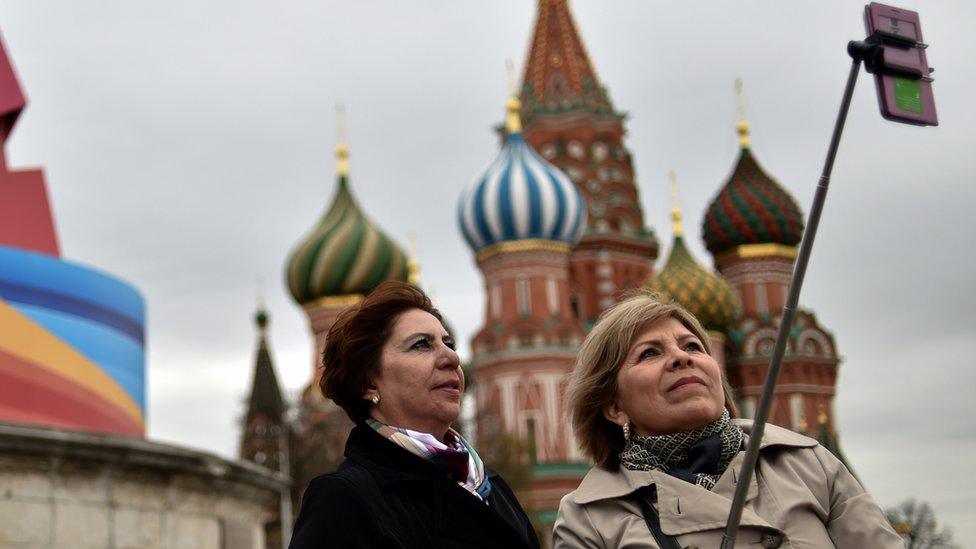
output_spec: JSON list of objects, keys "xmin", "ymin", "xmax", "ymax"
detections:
[
  {"xmin": 546, "ymin": 276, "xmax": 559, "ymax": 315},
  {"xmin": 491, "ymin": 283, "xmax": 502, "ymax": 319},
  {"xmin": 517, "ymin": 275, "xmax": 530, "ymax": 316}
]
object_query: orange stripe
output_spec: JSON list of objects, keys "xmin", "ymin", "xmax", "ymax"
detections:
[
  {"xmin": 0, "ymin": 298, "xmax": 143, "ymax": 425},
  {"xmin": 0, "ymin": 348, "xmax": 143, "ymax": 436}
]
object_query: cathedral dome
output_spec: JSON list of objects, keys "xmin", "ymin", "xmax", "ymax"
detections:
[
  {"xmin": 652, "ymin": 236, "xmax": 740, "ymax": 332},
  {"xmin": 701, "ymin": 149, "xmax": 804, "ymax": 256},
  {"xmin": 653, "ymin": 175, "xmax": 739, "ymax": 331},
  {"xmin": 702, "ymin": 84, "xmax": 804, "ymax": 257},
  {"xmin": 457, "ymin": 96, "xmax": 585, "ymax": 252},
  {"xmin": 285, "ymin": 144, "xmax": 408, "ymax": 304}
]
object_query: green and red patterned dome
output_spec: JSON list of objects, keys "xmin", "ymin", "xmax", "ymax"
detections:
[
  {"xmin": 702, "ymin": 119, "xmax": 804, "ymax": 256},
  {"xmin": 651, "ymin": 196, "xmax": 739, "ymax": 331},
  {"xmin": 285, "ymin": 144, "xmax": 408, "ymax": 304}
]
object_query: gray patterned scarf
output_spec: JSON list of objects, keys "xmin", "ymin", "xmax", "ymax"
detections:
[{"xmin": 619, "ymin": 410, "xmax": 744, "ymax": 490}]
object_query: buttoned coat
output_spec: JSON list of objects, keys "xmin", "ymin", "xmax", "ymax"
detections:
[
  {"xmin": 553, "ymin": 421, "xmax": 903, "ymax": 548},
  {"xmin": 289, "ymin": 424, "xmax": 539, "ymax": 549}
]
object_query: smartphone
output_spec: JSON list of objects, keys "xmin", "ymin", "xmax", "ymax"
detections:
[{"xmin": 864, "ymin": 2, "xmax": 938, "ymax": 126}]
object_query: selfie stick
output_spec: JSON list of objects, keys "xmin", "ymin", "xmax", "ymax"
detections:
[{"xmin": 718, "ymin": 40, "xmax": 882, "ymax": 549}]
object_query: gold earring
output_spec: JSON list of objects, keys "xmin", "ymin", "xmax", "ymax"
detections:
[{"xmin": 371, "ymin": 394, "xmax": 380, "ymax": 405}]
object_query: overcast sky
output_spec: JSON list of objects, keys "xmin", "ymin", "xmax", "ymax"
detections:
[{"xmin": 2, "ymin": 0, "xmax": 973, "ymax": 541}]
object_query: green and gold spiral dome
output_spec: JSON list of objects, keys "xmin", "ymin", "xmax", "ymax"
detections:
[
  {"xmin": 285, "ymin": 137, "xmax": 408, "ymax": 305},
  {"xmin": 650, "ymin": 172, "xmax": 739, "ymax": 331}
]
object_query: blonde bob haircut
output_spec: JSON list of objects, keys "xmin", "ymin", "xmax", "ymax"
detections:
[{"xmin": 567, "ymin": 291, "xmax": 738, "ymax": 469}]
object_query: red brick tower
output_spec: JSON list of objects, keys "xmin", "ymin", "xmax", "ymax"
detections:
[
  {"xmin": 458, "ymin": 91, "xmax": 588, "ymax": 530},
  {"xmin": 239, "ymin": 304, "xmax": 290, "ymax": 548},
  {"xmin": 240, "ymin": 306, "xmax": 288, "ymax": 472},
  {"xmin": 702, "ymin": 81, "xmax": 846, "ymax": 459},
  {"xmin": 518, "ymin": 0, "xmax": 658, "ymax": 328}
]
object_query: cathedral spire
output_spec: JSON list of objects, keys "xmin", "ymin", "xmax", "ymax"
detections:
[
  {"xmin": 240, "ymin": 299, "xmax": 288, "ymax": 472},
  {"xmin": 668, "ymin": 169, "xmax": 683, "ymax": 238},
  {"xmin": 514, "ymin": 0, "xmax": 657, "ymax": 328},
  {"xmin": 652, "ymin": 170, "xmax": 739, "ymax": 333},
  {"xmin": 702, "ymin": 78, "xmax": 804, "ymax": 259},
  {"xmin": 285, "ymin": 105, "xmax": 409, "ymax": 305},
  {"xmin": 335, "ymin": 102, "xmax": 349, "ymax": 176},
  {"xmin": 519, "ymin": 0, "xmax": 613, "ymax": 117},
  {"xmin": 505, "ymin": 59, "xmax": 523, "ymax": 134},
  {"xmin": 735, "ymin": 77, "xmax": 751, "ymax": 150},
  {"xmin": 245, "ymin": 304, "xmax": 284, "ymax": 421}
]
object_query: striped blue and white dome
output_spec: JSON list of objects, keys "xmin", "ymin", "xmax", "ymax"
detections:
[{"xmin": 458, "ymin": 119, "xmax": 585, "ymax": 252}]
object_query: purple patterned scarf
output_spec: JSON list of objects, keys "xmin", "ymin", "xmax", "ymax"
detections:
[{"xmin": 367, "ymin": 419, "xmax": 492, "ymax": 501}]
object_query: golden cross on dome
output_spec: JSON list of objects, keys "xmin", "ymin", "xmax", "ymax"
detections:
[
  {"xmin": 504, "ymin": 59, "xmax": 523, "ymax": 134},
  {"xmin": 668, "ymin": 169, "xmax": 684, "ymax": 237},
  {"xmin": 735, "ymin": 77, "xmax": 751, "ymax": 149},
  {"xmin": 506, "ymin": 58, "xmax": 517, "ymax": 96},
  {"xmin": 335, "ymin": 102, "xmax": 350, "ymax": 176}
]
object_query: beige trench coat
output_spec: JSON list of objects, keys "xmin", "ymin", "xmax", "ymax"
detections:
[{"xmin": 554, "ymin": 421, "xmax": 902, "ymax": 548}]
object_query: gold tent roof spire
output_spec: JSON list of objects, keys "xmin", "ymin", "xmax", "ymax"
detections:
[
  {"xmin": 735, "ymin": 77, "xmax": 751, "ymax": 150},
  {"xmin": 504, "ymin": 59, "xmax": 523, "ymax": 134},
  {"xmin": 668, "ymin": 169, "xmax": 684, "ymax": 238},
  {"xmin": 335, "ymin": 102, "xmax": 350, "ymax": 176}
]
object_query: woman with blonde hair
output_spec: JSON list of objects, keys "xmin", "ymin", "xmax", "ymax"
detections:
[{"xmin": 554, "ymin": 292, "xmax": 901, "ymax": 548}]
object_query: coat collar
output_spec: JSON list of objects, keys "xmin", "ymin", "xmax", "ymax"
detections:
[
  {"xmin": 570, "ymin": 420, "xmax": 817, "ymax": 535},
  {"xmin": 346, "ymin": 424, "xmax": 506, "ymax": 485},
  {"xmin": 572, "ymin": 420, "xmax": 816, "ymax": 505},
  {"xmin": 735, "ymin": 419, "xmax": 819, "ymax": 449},
  {"xmin": 344, "ymin": 423, "xmax": 446, "ymax": 485}
]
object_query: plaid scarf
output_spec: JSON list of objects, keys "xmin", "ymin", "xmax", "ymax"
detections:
[
  {"xmin": 367, "ymin": 419, "xmax": 492, "ymax": 502},
  {"xmin": 619, "ymin": 409, "xmax": 744, "ymax": 490}
]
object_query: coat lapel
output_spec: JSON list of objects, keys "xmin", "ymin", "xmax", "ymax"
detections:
[
  {"xmin": 653, "ymin": 422, "xmax": 818, "ymax": 537},
  {"xmin": 653, "ymin": 468, "xmax": 775, "ymax": 536},
  {"xmin": 344, "ymin": 426, "xmax": 534, "ymax": 547}
]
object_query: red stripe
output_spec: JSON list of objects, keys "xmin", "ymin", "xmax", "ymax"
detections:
[
  {"xmin": 720, "ymin": 184, "xmax": 754, "ymax": 241},
  {"xmin": 0, "ymin": 349, "xmax": 142, "ymax": 437}
]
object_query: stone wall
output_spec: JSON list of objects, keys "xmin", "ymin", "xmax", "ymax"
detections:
[{"xmin": 0, "ymin": 422, "xmax": 287, "ymax": 549}]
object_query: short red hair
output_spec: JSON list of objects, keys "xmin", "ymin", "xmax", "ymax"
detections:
[{"xmin": 320, "ymin": 281, "xmax": 444, "ymax": 423}]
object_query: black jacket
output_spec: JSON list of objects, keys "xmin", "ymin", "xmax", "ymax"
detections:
[{"xmin": 289, "ymin": 425, "xmax": 540, "ymax": 548}]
